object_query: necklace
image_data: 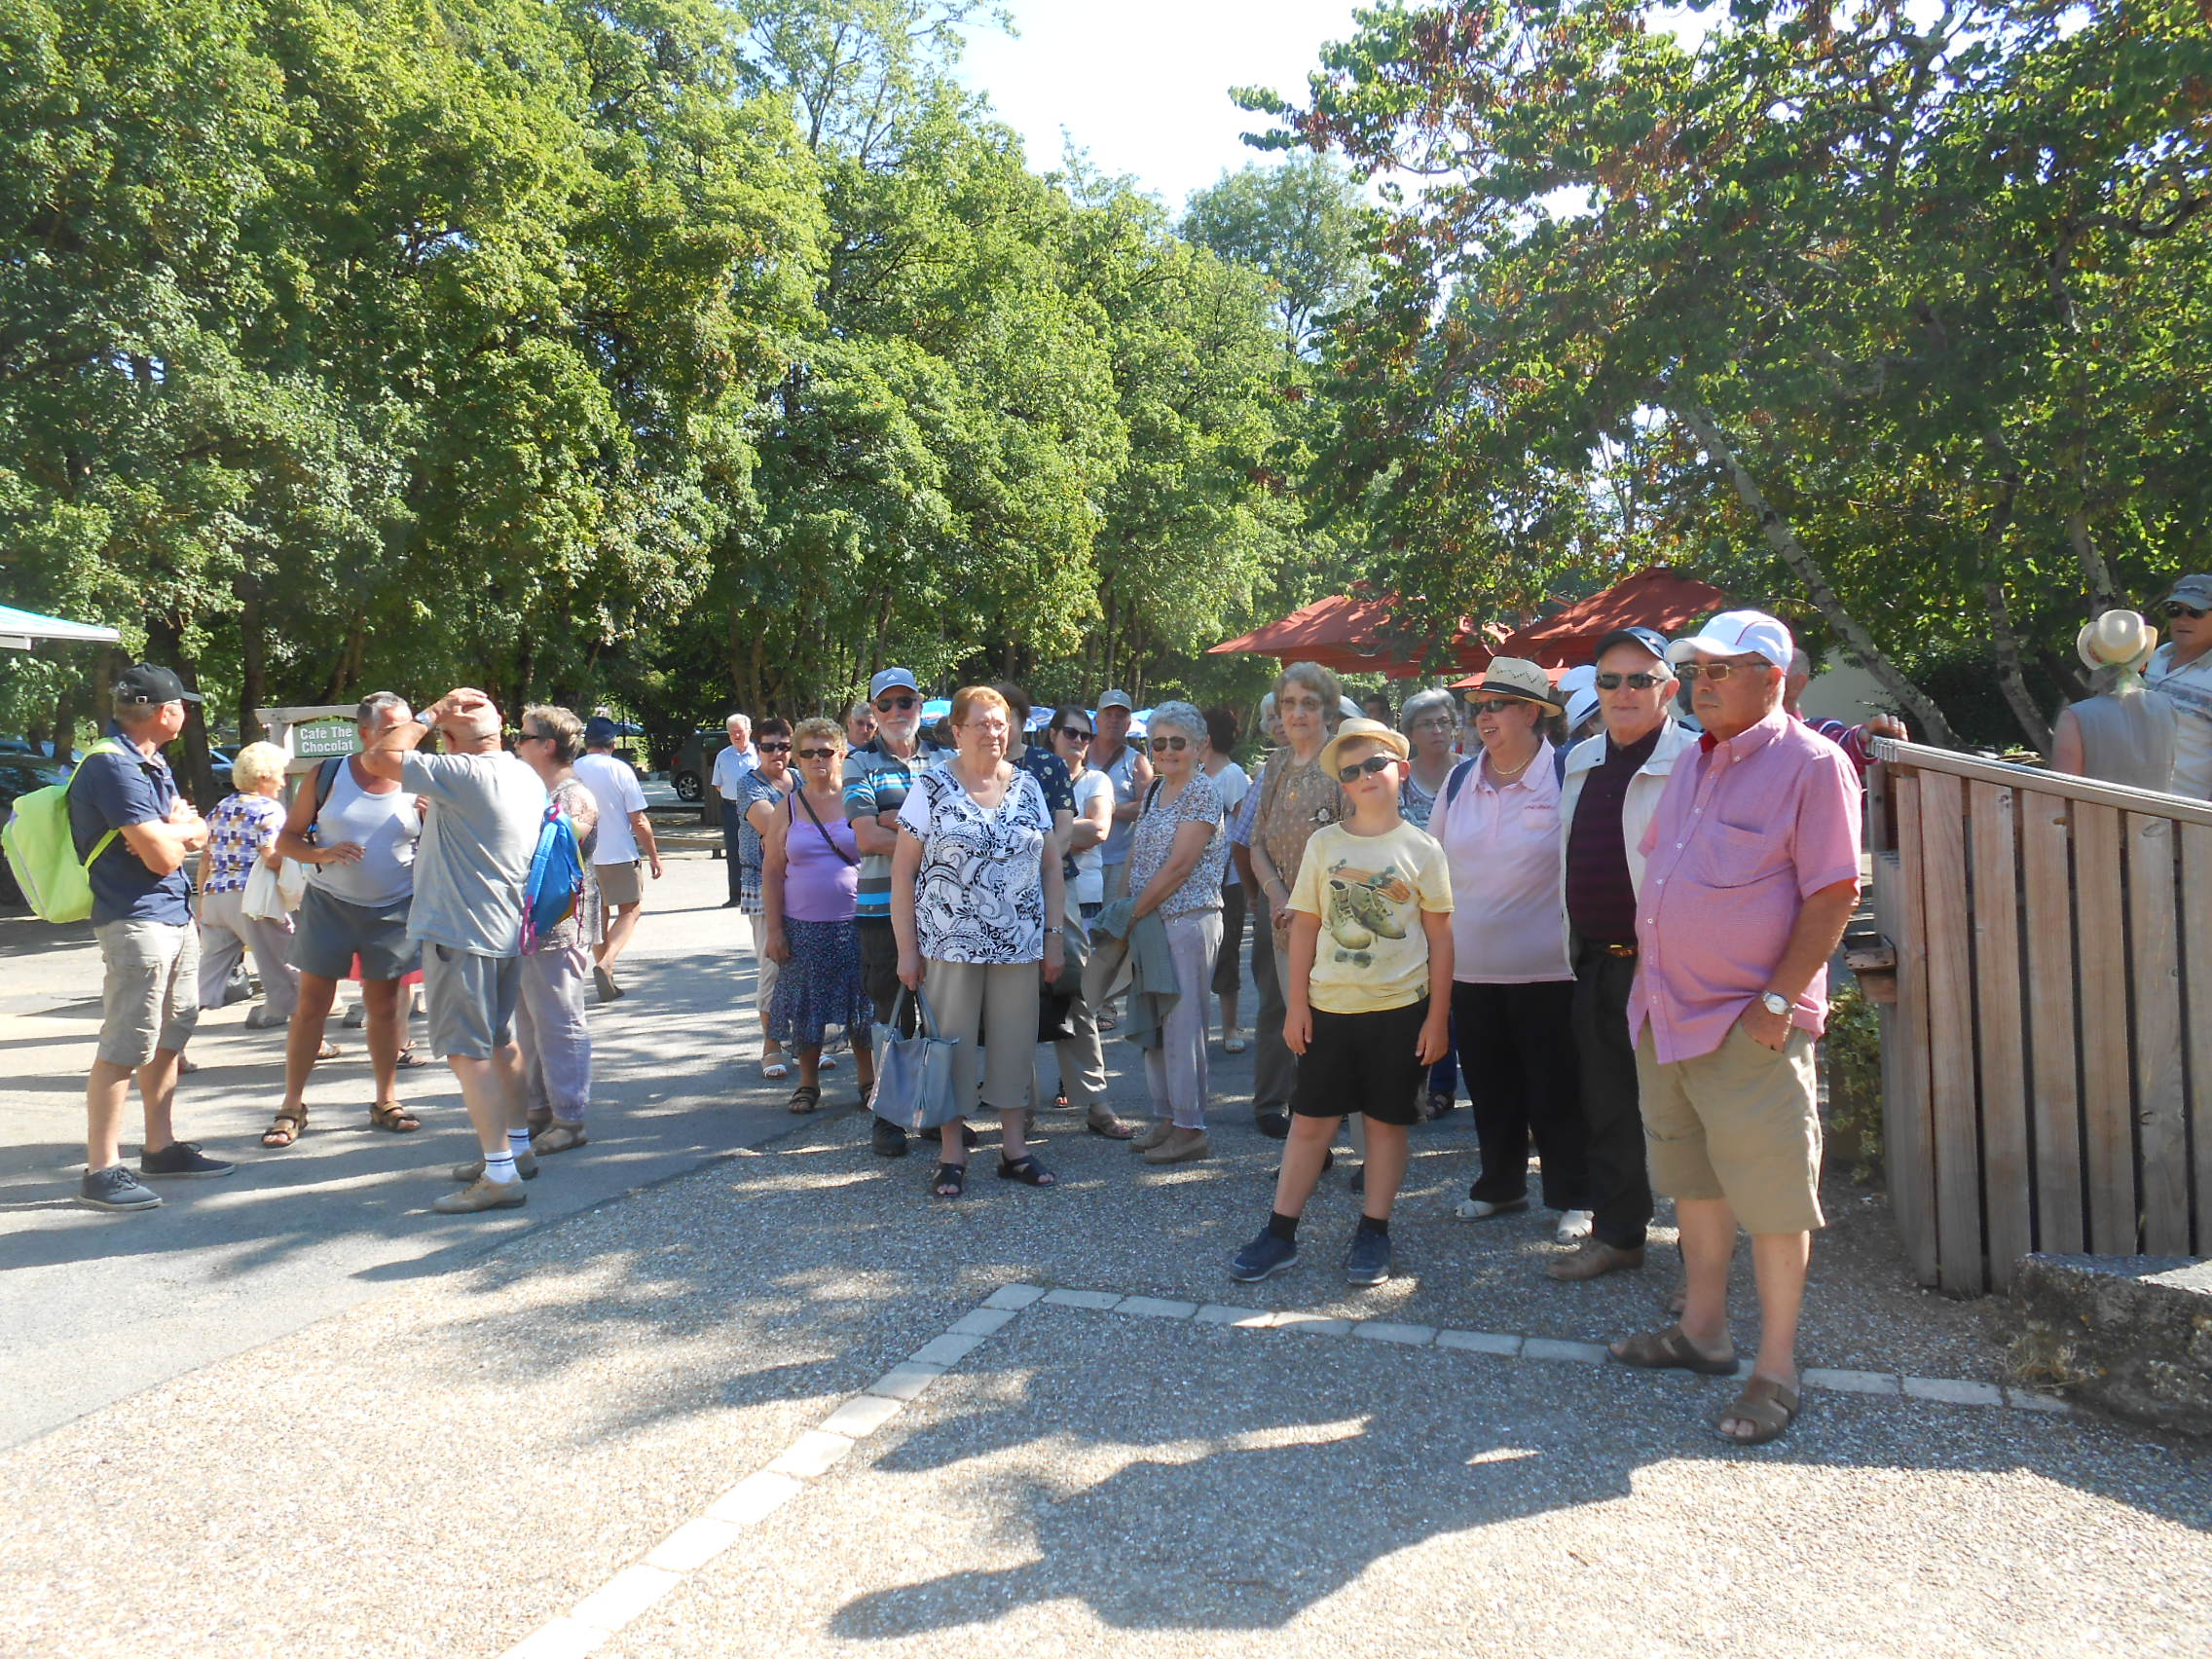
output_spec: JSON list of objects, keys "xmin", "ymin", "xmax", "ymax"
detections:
[{"xmin": 1487, "ymin": 747, "xmax": 1537, "ymax": 782}]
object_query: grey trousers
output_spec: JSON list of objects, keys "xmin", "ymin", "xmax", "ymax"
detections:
[
  {"xmin": 926, "ymin": 957, "xmax": 1041, "ymax": 1115},
  {"xmin": 1248, "ymin": 892, "xmax": 1294, "ymax": 1113},
  {"xmin": 196, "ymin": 888, "xmax": 299, "ymax": 1024},
  {"xmin": 1037, "ymin": 889, "xmax": 1108, "ymax": 1112},
  {"xmin": 1144, "ymin": 909, "xmax": 1223, "ymax": 1129},
  {"xmin": 517, "ymin": 939, "xmax": 592, "ymax": 1122}
]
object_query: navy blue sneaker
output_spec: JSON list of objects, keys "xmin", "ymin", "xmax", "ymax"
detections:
[
  {"xmin": 139, "ymin": 1141, "xmax": 236, "ymax": 1179},
  {"xmin": 80, "ymin": 1164, "xmax": 162, "ymax": 1211},
  {"xmin": 1230, "ymin": 1230, "xmax": 1300, "ymax": 1283},
  {"xmin": 1345, "ymin": 1227, "xmax": 1393, "ymax": 1285}
]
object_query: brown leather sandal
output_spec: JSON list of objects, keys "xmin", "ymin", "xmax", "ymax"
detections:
[
  {"xmin": 1608, "ymin": 1324, "xmax": 1738, "ymax": 1376},
  {"xmin": 1716, "ymin": 1377, "xmax": 1801, "ymax": 1445},
  {"xmin": 261, "ymin": 1110, "xmax": 307, "ymax": 1149},
  {"xmin": 367, "ymin": 1101, "xmax": 421, "ymax": 1133}
]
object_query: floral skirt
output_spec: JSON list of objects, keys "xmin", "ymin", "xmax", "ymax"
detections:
[{"xmin": 768, "ymin": 918, "xmax": 868, "ymax": 1049}]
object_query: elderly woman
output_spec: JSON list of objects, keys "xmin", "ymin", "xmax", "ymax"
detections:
[
  {"xmin": 1395, "ymin": 688, "xmax": 1462, "ymax": 1118},
  {"xmin": 893, "ymin": 685, "xmax": 1064, "ymax": 1198},
  {"xmin": 195, "ymin": 741, "xmax": 301, "ymax": 1034},
  {"xmin": 512, "ymin": 706, "xmax": 600, "ymax": 1154},
  {"xmin": 763, "ymin": 718, "xmax": 873, "ymax": 1114},
  {"xmin": 1425, "ymin": 657, "xmax": 1593, "ymax": 1240},
  {"xmin": 1120, "ymin": 700, "xmax": 1231, "ymax": 1164},
  {"xmin": 1244, "ymin": 662, "xmax": 1347, "ymax": 1140},
  {"xmin": 736, "ymin": 719, "xmax": 794, "ymax": 1077}
]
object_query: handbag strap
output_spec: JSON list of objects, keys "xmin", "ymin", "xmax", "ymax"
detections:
[
  {"xmin": 793, "ymin": 785, "xmax": 860, "ymax": 867},
  {"xmin": 891, "ymin": 982, "xmax": 941, "ymax": 1041}
]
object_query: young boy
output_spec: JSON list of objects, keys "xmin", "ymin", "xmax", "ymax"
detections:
[{"xmin": 1231, "ymin": 718, "xmax": 1455, "ymax": 1285}]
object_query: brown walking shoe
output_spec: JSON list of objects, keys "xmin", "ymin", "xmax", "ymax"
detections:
[
  {"xmin": 1142, "ymin": 1127, "xmax": 1211, "ymax": 1165},
  {"xmin": 1131, "ymin": 1120, "xmax": 1175, "ymax": 1152},
  {"xmin": 433, "ymin": 1175, "xmax": 529, "ymax": 1214},
  {"xmin": 1548, "ymin": 1238, "xmax": 1645, "ymax": 1281},
  {"xmin": 451, "ymin": 1149, "xmax": 538, "ymax": 1183}
]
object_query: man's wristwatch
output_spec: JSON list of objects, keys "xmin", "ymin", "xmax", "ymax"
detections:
[{"xmin": 1758, "ymin": 991, "xmax": 1791, "ymax": 1017}]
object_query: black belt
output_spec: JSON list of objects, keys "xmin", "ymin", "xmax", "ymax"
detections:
[{"xmin": 1579, "ymin": 940, "xmax": 1638, "ymax": 959}]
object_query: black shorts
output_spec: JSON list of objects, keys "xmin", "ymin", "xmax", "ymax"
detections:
[{"xmin": 1290, "ymin": 1001, "xmax": 1429, "ymax": 1126}]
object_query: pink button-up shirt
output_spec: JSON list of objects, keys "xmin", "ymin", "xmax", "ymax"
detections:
[
  {"xmin": 1630, "ymin": 708, "xmax": 1862, "ymax": 1063},
  {"xmin": 1427, "ymin": 742, "xmax": 1572, "ymax": 984}
]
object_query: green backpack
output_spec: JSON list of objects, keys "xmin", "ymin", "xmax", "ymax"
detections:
[{"xmin": 1, "ymin": 739, "xmax": 126, "ymax": 923}]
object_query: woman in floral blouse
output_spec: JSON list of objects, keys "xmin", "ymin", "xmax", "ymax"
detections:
[
  {"xmin": 1122, "ymin": 701, "xmax": 1230, "ymax": 1164},
  {"xmin": 194, "ymin": 742, "xmax": 300, "ymax": 1033}
]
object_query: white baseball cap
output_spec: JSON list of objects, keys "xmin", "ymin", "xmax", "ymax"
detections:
[{"xmin": 1666, "ymin": 609, "xmax": 1793, "ymax": 671}]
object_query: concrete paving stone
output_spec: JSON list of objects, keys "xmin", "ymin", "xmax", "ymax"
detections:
[
  {"xmin": 1435, "ymin": 1328, "xmax": 1524, "ymax": 1356},
  {"xmin": 645, "ymin": 1517, "xmax": 744, "ymax": 1573},
  {"xmin": 1522, "ymin": 1337, "xmax": 1609, "ymax": 1364},
  {"xmin": 502, "ymin": 1616, "xmax": 612, "ymax": 1659},
  {"xmin": 945, "ymin": 1306, "xmax": 1021, "ymax": 1337},
  {"xmin": 1115, "ymin": 1295, "xmax": 1199, "ymax": 1319},
  {"xmin": 979, "ymin": 1283, "xmax": 1048, "ymax": 1310},
  {"xmin": 703, "ymin": 1471, "xmax": 805, "ymax": 1528},
  {"xmin": 1903, "ymin": 1376, "xmax": 2008, "ymax": 1407},
  {"xmin": 571, "ymin": 1565, "xmax": 682, "ymax": 1633},
  {"xmin": 1353, "ymin": 1321, "xmax": 1437, "ymax": 1346},
  {"xmin": 866, "ymin": 1361, "xmax": 948, "ymax": 1402},
  {"xmin": 767, "ymin": 1429, "xmax": 863, "ymax": 1479},
  {"xmin": 2008, "ymin": 1386, "xmax": 2076, "ymax": 1416},
  {"xmin": 1801, "ymin": 1367, "xmax": 1902, "ymax": 1397},
  {"xmin": 817, "ymin": 1392, "xmax": 906, "ymax": 1440},
  {"xmin": 1273, "ymin": 1312, "xmax": 1354, "ymax": 1337},
  {"xmin": 1195, "ymin": 1303, "xmax": 1272, "ymax": 1326},
  {"xmin": 1040, "ymin": 1288, "xmax": 1124, "ymax": 1310},
  {"xmin": 909, "ymin": 1332, "xmax": 986, "ymax": 1367}
]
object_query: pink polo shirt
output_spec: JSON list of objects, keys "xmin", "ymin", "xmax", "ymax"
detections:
[
  {"xmin": 1630, "ymin": 708, "xmax": 1862, "ymax": 1063},
  {"xmin": 1426, "ymin": 742, "xmax": 1572, "ymax": 984}
]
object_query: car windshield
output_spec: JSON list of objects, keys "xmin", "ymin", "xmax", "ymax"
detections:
[{"xmin": 0, "ymin": 758, "xmax": 72, "ymax": 805}]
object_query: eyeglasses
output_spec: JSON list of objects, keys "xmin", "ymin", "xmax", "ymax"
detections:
[
  {"xmin": 873, "ymin": 694, "xmax": 918, "ymax": 713},
  {"xmin": 1409, "ymin": 716, "xmax": 1455, "ymax": 733},
  {"xmin": 796, "ymin": 746, "xmax": 836, "ymax": 759},
  {"xmin": 1595, "ymin": 671, "xmax": 1665, "ymax": 690},
  {"xmin": 2166, "ymin": 603, "xmax": 2207, "ymax": 620},
  {"xmin": 961, "ymin": 720, "xmax": 1009, "ymax": 736},
  {"xmin": 1470, "ymin": 697, "xmax": 1534, "ymax": 717},
  {"xmin": 1677, "ymin": 658, "xmax": 1768, "ymax": 682},
  {"xmin": 1053, "ymin": 726, "xmax": 1094, "ymax": 743},
  {"xmin": 756, "ymin": 740, "xmax": 791, "ymax": 754},
  {"xmin": 1152, "ymin": 735, "xmax": 1190, "ymax": 753},
  {"xmin": 1336, "ymin": 754, "xmax": 1398, "ymax": 782}
]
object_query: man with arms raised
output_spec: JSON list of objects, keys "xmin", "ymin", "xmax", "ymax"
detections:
[
  {"xmin": 1607, "ymin": 612, "xmax": 1861, "ymax": 1446},
  {"xmin": 361, "ymin": 688, "xmax": 549, "ymax": 1213}
]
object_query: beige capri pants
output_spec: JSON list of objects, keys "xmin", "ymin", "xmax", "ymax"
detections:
[
  {"xmin": 924, "ymin": 957, "xmax": 1042, "ymax": 1116},
  {"xmin": 1635, "ymin": 1023, "xmax": 1825, "ymax": 1235}
]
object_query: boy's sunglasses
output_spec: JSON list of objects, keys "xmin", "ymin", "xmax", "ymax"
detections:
[
  {"xmin": 1336, "ymin": 754, "xmax": 1398, "ymax": 783},
  {"xmin": 1595, "ymin": 671, "xmax": 1664, "ymax": 690}
]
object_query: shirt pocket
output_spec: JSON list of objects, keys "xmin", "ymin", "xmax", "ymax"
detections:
[
  {"xmin": 1695, "ymin": 819, "xmax": 1788, "ymax": 891},
  {"xmin": 1520, "ymin": 801, "xmax": 1560, "ymax": 837}
]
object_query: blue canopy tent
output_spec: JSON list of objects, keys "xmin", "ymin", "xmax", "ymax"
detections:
[{"xmin": 0, "ymin": 604, "xmax": 122, "ymax": 651}]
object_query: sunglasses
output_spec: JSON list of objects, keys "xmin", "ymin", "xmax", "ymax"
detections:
[
  {"xmin": 1470, "ymin": 697, "xmax": 1536, "ymax": 717},
  {"xmin": 519, "ymin": 730, "xmax": 554, "ymax": 745},
  {"xmin": 1336, "ymin": 754, "xmax": 1398, "ymax": 783},
  {"xmin": 873, "ymin": 694, "xmax": 918, "ymax": 712},
  {"xmin": 1152, "ymin": 735, "xmax": 1190, "ymax": 752},
  {"xmin": 1054, "ymin": 726, "xmax": 1094, "ymax": 743},
  {"xmin": 796, "ymin": 746, "xmax": 836, "ymax": 759},
  {"xmin": 756, "ymin": 740, "xmax": 791, "ymax": 753},
  {"xmin": 2166, "ymin": 603, "xmax": 2206, "ymax": 620},
  {"xmin": 1595, "ymin": 671, "xmax": 1665, "ymax": 690},
  {"xmin": 1677, "ymin": 659, "xmax": 1767, "ymax": 682}
]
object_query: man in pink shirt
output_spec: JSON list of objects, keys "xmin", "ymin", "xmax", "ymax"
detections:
[{"xmin": 1608, "ymin": 610, "xmax": 1861, "ymax": 1448}]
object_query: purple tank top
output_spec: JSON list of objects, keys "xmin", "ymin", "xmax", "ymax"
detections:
[{"xmin": 784, "ymin": 792, "xmax": 860, "ymax": 921}]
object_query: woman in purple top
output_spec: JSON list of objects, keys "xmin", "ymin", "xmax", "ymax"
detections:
[{"xmin": 763, "ymin": 718, "xmax": 873, "ymax": 1113}]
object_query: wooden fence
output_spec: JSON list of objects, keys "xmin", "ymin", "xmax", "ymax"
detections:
[{"xmin": 1865, "ymin": 739, "xmax": 2212, "ymax": 1294}]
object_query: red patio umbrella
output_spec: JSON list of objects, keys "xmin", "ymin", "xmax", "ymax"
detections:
[
  {"xmin": 1496, "ymin": 568, "xmax": 1728, "ymax": 667},
  {"xmin": 1208, "ymin": 593, "xmax": 1494, "ymax": 681}
]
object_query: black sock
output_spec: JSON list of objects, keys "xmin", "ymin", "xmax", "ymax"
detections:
[
  {"xmin": 1356, "ymin": 1213, "xmax": 1389, "ymax": 1237},
  {"xmin": 1267, "ymin": 1211, "xmax": 1301, "ymax": 1242}
]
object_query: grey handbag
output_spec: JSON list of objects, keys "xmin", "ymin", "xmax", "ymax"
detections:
[{"xmin": 870, "ymin": 986, "xmax": 963, "ymax": 1131}]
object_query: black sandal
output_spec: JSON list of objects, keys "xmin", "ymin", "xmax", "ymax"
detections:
[
  {"xmin": 996, "ymin": 1154, "xmax": 1056, "ymax": 1187},
  {"xmin": 931, "ymin": 1162, "xmax": 967, "ymax": 1198},
  {"xmin": 787, "ymin": 1084, "xmax": 822, "ymax": 1115}
]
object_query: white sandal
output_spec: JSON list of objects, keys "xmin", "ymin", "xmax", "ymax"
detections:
[{"xmin": 761, "ymin": 1051, "xmax": 791, "ymax": 1081}]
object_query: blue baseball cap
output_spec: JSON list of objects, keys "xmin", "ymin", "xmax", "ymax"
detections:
[
  {"xmin": 583, "ymin": 716, "xmax": 620, "ymax": 746},
  {"xmin": 1593, "ymin": 626, "xmax": 1671, "ymax": 665}
]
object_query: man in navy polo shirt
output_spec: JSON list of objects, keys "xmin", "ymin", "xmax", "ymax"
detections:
[{"xmin": 72, "ymin": 665, "xmax": 236, "ymax": 1210}]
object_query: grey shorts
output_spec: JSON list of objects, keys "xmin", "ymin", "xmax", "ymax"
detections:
[
  {"xmin": 293, "ymin": 883, "xmax": 418, "ymax": 982},
  {"xmin": 95, "ymin": 919, "xmax": 201, "ymax": 1068},
  {"xmin": 422, "ymin": 942, "xmax": 522, "ymax": 1059},
  {"xmin": 597, "ymin": 860, "xmax": 643, "ymax": 907}
]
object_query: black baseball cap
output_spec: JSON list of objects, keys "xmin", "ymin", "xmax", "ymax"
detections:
[
  {"xmin": 113, "ymin": 664, "xmax": 203, "ymax": 706},
  {"xmin": 1592, "ymin": 626, "xmax": 1671, "ymax": 665}
]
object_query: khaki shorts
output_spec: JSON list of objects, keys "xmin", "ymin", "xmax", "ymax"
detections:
[
  {"xmin": 597, "ymin": 860, "xmax": 643, "ymax": 907},
  {"xmin": 1637, "ymin": 1023, "xmax": 1825, "ymax": 1235},
  {"xmin": 422, "ymin": 942, "xmax": 522, "ymax": 1060},
  {"xmin": 95, "ymin": 919, "xmax": 201, "ymax": 1068}
]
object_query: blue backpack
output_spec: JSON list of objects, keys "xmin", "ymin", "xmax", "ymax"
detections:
[
  {"xmin": 519, "ymin": 800, "xmax": 584, "ymax": 953},
  {"xmin": 1443, "ymin": 744, "xmax": 1567, "ymax": 810}
]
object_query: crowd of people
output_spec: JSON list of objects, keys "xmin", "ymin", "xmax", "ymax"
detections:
[{"xmin": 55, "ymin": 598, "xmax": 1968, "ymax": 1447}]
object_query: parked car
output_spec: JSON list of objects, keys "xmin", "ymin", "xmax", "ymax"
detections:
[
  {"xmin": 669, "ymin": 727, "xmax": 732, "ymax": 803},
  {"xmin": 0, "ymin": 754, "xmax": 75, "ymax": 906}
]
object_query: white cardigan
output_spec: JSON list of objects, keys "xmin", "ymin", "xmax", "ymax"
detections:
[{"xmin": 1557, "ymin": 719, "xmax": 1697, "ymax": 911}]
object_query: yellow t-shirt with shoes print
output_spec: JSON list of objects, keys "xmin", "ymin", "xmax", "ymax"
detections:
[{"xmin": 1286, "ymin": 820, "xmax": 1454, "ymax": 1014}]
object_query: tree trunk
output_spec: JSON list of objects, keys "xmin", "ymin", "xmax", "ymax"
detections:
[
  {"xmin": 144, "ymin": 611, "xmax": 217, "ymax": 806},
  {"xmin": 236, "ymin": 567, "xmax": 268, "ymax": 745},
  {"xmin": 2067, "ymin": 509, "xmax": 2120, "ymax": 618},
  {"xmin": 1670, "ymin": 396, "xmax": 1959, "ymax": 747},
  {"xmin": 1980, "ymin": 579, "xmax": 2051, "ymax": 751}
]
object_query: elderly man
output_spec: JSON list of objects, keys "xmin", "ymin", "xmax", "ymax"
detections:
[
  {"xmin": 2146, "ymin": 573, "xmax": 2212, "ymax": 797},
  {"xmin": 1091, "ymin": 689, "xmax": 1153, "ymax": 906},
  {"xmin": 261, "ymin": 690, "xmax": 424, "ymax": 1148},
  {"xmin": 71, "ymin": 665, "xmax": 229, "ymax": 1210},
  {"xmin": 712, "ymin": 714, "xmax": 756, "ymax": 905},
  {"xmin": 1230, "ymin": 693, "xmax": 1295, "ymax": 1136},
  {"xmin": 577, "ymin": 717, "xmax": 661, "ymax": 1001},
  {"xmin": 844, "ymin": 701, "xmax": 877, "ymax": 753},
  {"xmin": 845, "ymin": 667, "xmax": 949, "ymax": 1157},
  {"xmin": 1608, "ymin": 611, "xmax": 1861, "ymax": 1447},
  {"xmin": 1783, "ymin": 651, "xmax": 1907, "ymax": 774},
  {"xmin": 1549, "ymin": 628, "xmax": 1694, "ymax": 1281},
  {"xmin": 362, "ymin": 688, "xmax": 550, "ymax": 1213}
]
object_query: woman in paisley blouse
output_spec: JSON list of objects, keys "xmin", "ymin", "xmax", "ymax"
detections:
[
  {"xmin": 892, "ymin": 685, "xmax": 1065, "ymax": 1199},
  {"xmin": 1244, "ymin": 662, "xmax": 1347, "ymax": 1140},
  {"xmin": 1122, "ymin": 701, "xmax": 1231, "ymax": 1165}
]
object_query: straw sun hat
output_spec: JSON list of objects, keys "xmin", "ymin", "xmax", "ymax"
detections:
[{"xmin": 2076, "ymin": 609, "xmax": 2157, "ymax": 675}]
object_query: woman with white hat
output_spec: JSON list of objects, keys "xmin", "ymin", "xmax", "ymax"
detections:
[
  {"xmin": 1425, "ymin": 656, "xmax": 1593, "ymax": 1239},
  {"xmin": 2051, "ymin": 609, "xmax": 2176, "ymax": 792}
]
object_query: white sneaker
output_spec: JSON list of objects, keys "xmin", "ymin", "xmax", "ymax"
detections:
[
  {"xmin": 1555, "ymin": 1208, "xmax": 1596, "ymax": 1243},
  {"xmin": 1454, "ymin": 1196, "xmax": 1530, "ymax": 1221}
]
